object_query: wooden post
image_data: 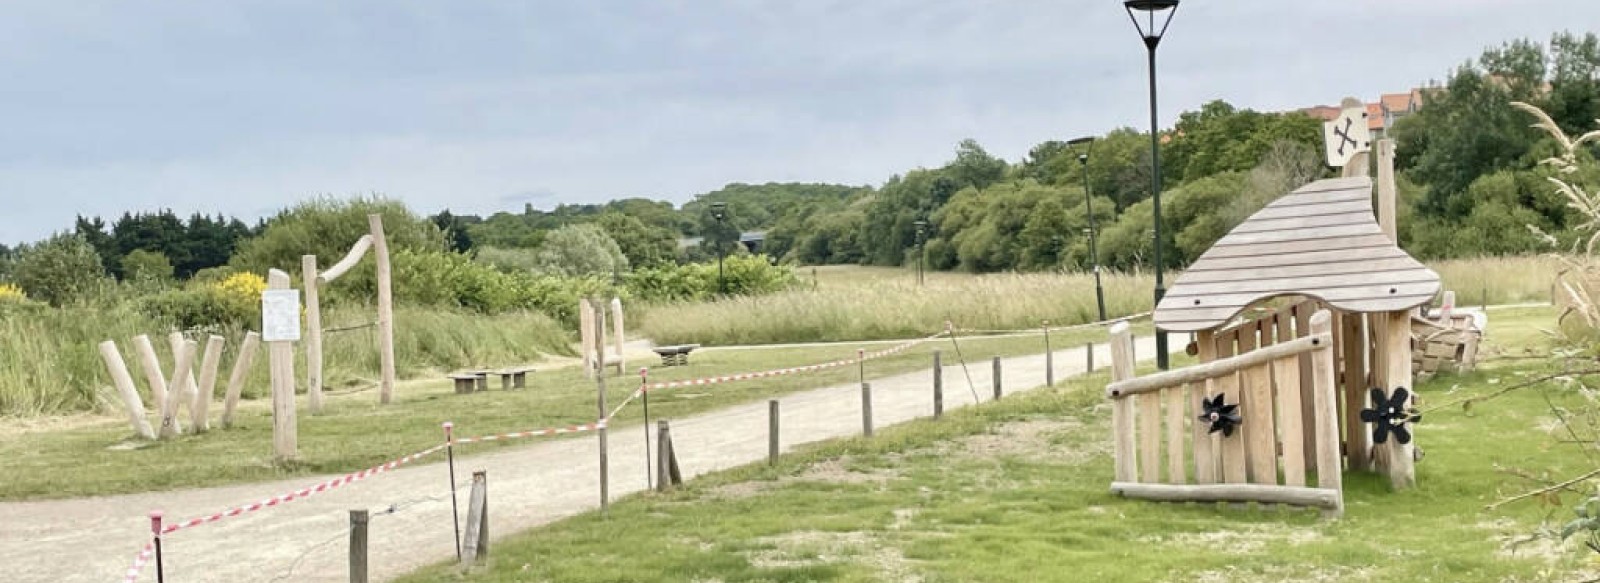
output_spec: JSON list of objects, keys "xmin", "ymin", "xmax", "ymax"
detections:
[
  {"xmin": 461, "ymin": 470, "xmax": 488, "ymax": 565},
  {"xmin": 861, "ymin": 382, "xmax": 873, "ymax": 437},
  {"xmin": 1340, "ymin": 312, "xmax": 1371, "ymax": 471},
  {"xmin": 1376, "ymin": 138, "xmax": 1398, "ymax": 242},
  {"xmin": 1272, "ymin": 319, "xmax": 1306, "ymax": 488},
  {"xmin": 611, "ymin": 297, "xmax": 626, "ymax": 376},
  {"xmin": 656, "ymin": 419, "xmax": 683, "ymax": 491},
  {"xmin": 167, "ymin": 332, "xmax": 199, "ymax": 428},
  {"xmin": 594, "ymin": 302, "xmax": 609, "ymax": 513},
  {"xmin": 1216, "ymin": 330, "xmax": 1248, "ymax": 484},
  {"xmin": 222, "ymin": 332, "xmax": 261, "ymax": 428},
  {"xmin": 349, "ymin": 509, "xmax": 369, "ymax": 583},
  {"xmin": 768, "ymin": 400, "xmax": 779, "ymax": 463},
  {"xmin": 1109, "ymin": 322, "xmax": 1137, "ymax": 483},
  {"xmin": 131, "ymin": 334, "xmax": 169, "ymax": 421},
  {"xmin": 992, "ymin": 356, "xmax": 1002, "ymax": 401},
  {"xmin": 579, "ymin": 298, "xmax": 595, "ymax": 379},
  {"xmin": 160, "ymin": 340, "xmax": 197, "ymax": 439},
  {"xmin": 267, "ymin": 269, "xmax": 298, "ymax": 459},
  {"xmin": 98, "ymin": 340, "xmax": 156, "ymax": 439},
  {"xmin": 1294, "ymin": 304, "xmax": 1318, "ymax": 470},
  {"xmin": 1191, "ymin": 331, "xmax": 1218, "ymax": 484},
  {"xmin": 933, "ymin": 350, "xmax": 944, "ymax": 419},
  {"xmin": 302, "ymin": 255, "xmax": 324, "ymax": 414},
  {"xmin": 368, "ymin": 214, "xmax": 397, "ymax": 405},
  {"xmin": 1044, "ymin": 322, "xmax": 1054, "ymax": 387},
  {"xmin": 1086, "ymin": 342, "xmax": 1095, "ymax": 372},
  {"xmin": 192, "ymin": 335, "xmax": 224, "ymax": 432},
  {"xmin": 1382, "ymin": 310, "xmax": 1416, "ymax": 489},
  {"xmin": 1309, "ymin": 310, "xmax": 1344, "ymax": 516}
]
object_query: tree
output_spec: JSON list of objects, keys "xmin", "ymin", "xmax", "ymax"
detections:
[
  {"xmin": 534, "ymin": 223, "xmax": 629, "ymax": 277},
  {"xmin": 431, "ymin": 210, "xmax": 478, "ymax": 253},
  {"xmin": 230, "ymin": 197, "xmax": 447, "ymax": 275},
  {"xmin": 11, "ymin": 233, "xmax": 107, "ymax": 306},
  {"xmin": 120, "ymin": 249, "xmax": 174, "ymax": 281},
  {"xmin": 595, "ymin": 212, "xmax": 676, "ymax": 268},
  {"xmin": 945, "ymin": 139, "xmax": 1007, "ymax": 191}
]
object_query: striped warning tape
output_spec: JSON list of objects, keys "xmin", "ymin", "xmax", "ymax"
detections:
[
  {"xmin": 121, "ymin": 542, "xmax": 154, "ymax": 583},
  {"xmin": 954, "ymin": 311, "xmax": 1154, "ymax": 336},
  {"xmin": 642, "ymin": 331, "xmax": 945, "ymax": 392},
  {"xmin": 451, "ymin": 421, "xmax": 606, "ymax": 445}
]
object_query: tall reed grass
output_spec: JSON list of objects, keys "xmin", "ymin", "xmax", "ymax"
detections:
[
  {"xmin": 0, "ymin": 303, "xmax": 571, "ymax": 416},
  {"xmin": 1429, "ymin": 255, "xmax": 1556, "ymax": 306}
]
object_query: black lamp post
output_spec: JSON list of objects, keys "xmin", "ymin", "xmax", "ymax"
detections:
[
  {"xmin": 913, "ymin": 220, "xmax": 928, "ymax": 286},
  {"xmin": 1068, "ymin": 136, "xmax": 1107, "ymax": 322},
  {"xmin": 1125, "ymin": 0, "xmax": 1178, "ymax": 370},
  {"xmin": 710, "ymin": 202, "xmax": 728, "ymax": 295}
]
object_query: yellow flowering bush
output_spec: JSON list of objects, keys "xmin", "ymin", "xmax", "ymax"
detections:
[
  {"xmin": 0, "ymin": 283, "xmax": 27, "ymax": 302},
  {"xmin": 213, "ymin": 272, "xmax": 267, "ymax": 305},
  {"xmin": 140, "ymin": 271, "xmax": 267, "ymax": 330}
]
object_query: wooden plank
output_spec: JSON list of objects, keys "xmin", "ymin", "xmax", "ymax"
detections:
[
  {"xmin": 1165, "ymin": 385, "xmax": 1186, "ymax": 484},
  {"xmin": 1202, "ymin": 233, "xmax": 1397, "ymax": 258},
  {"xmin": 1109, "ymin": 323, "xmax": 1137, "ymax": 483},
  {"xmin": 1139, "ymin": 388, "xmax": 1162, "ymax": 483},
  {"xmin": 1273, "ymin": 352, "xmax": 1307, "ymax": 487},
  {"xmin": 1382, "ymin": 310, "xmax": 1416, "ymax": 488},
  {"xmin": 1309, "ymin": 310, "xmax": 1344, "ymax": 516},
  {"xmin": 1341, "ymin": 311, "xmax": 1370, "ymax": 471},
  {"xmin": 1216, "ymin": 332, "xmax": 1248, "ymax": 484},
  {"xmin": 1111, "ymin": 482, "xmax": 1341, "ymax": 510},
  {"xmin": 1229, "ymin": 211, "xmax": 1377, "ymax": 235},
  {"xmin": 1245, "ymin": 198, "xmax": 1376, "ymax": 221},
  {"xmin": 1156, "ymin": 290, "xmax": 1438, "ymax": 330},
  {"xmin": 1240, "ymin": 325, "xmax": 1278, "ymax": 485},
  {"xmin": 1106, "ymin": 334, "xmax": 1329, "ymax": 397},
  {"xmin": 1164, "ymin": 274, "xmax": 1441, "ymax": 299},
  {"xmin": 1215, "ymin": 223, "xmax": 1380, "ymax": 247},
  {"xmin": 1292, "ymin": 306, "xmax": 1318, "ymax": 469},
  {"xmin": 1182, "ymin": 245, "xmax": 1408, "ymax": 274},
  {"xmin": 1177, "ymin": 257, "xmax": 1423, "ymax": 284},
  {"xmin": 1192, "ymin": 331, "xmax": 1219, "ymax": 484}
]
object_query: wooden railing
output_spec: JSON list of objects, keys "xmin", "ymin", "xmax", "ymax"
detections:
[{"xmin": 1105, "ymin": 309, "xmax": 1343, "ymax": 515}]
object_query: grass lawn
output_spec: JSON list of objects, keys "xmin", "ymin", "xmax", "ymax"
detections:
[
  {"xmin": 5, "ymin": 320, "xmax": 1144, "ymax": 500},
  {"xmin": 398, "ymin": 305, "xmax": 1600, "ymax": 582}
]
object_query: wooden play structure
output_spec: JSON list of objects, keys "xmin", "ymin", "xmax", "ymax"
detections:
[
  {"xmin": 304, "ymin": 213, "xmax": 398, "ymax": 407},
  {"xmin": 1412, "ymin": 290, "xmax": 1484, "ymax": 377},
  {"xmin": 580, "ymin": 297, "xmax": 626, "ymax": 377},
  {"xmin": 98, "ymin": 329, "xmax": 261, "ymax": 440},
  {"xmin": 1106, "ymin": 169, "xmax": 1439, "ymax": 516}
]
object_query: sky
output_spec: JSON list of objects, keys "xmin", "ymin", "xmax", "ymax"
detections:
[{"xmin": 1, "ymin": 0, "xmax": 1596, "ymax": 244}]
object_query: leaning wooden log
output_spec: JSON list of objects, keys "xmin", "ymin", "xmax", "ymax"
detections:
[
  {"xmin": 98, "ymin": 340, "xmax": 156, "ymax": 439},
  {"xmin": 1110, "ymin": 482, "xmax": 1341, "ymax": 510}
]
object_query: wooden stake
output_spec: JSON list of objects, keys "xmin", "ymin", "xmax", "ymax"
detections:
[
  {"xmin": 368, "ymin": 214, "xmax": 397, "ymax": 405},
  {"xmin": 768, "ymin": 400, "xmax": 779, "ymax": 464},
  {"xmin": 302, "ymin": 254, "xmax": 324, "ymax": 414},
  {"xmin": 1087, "ymin": 342, "xmax": 1095, "ymax": 372},
  {"xmin": 160, "ymin": 340, "xmax": 197, "ymax": 439},
  {"xmin": 222, "ymin": 332, "xmax": 261, "ymax": 428},
  {"xmin": 131, "ymin": 334, "xmax": 169, "ymax": 421},
  {"xmin": 461, "ymin": 470, "xmax": 489, "ymax": 565},
  {"xmin": 992, "ymin": 356, "xmax": 1002, "ymax": 401},
  {"xmin": 656, "ymin": 419, "xmax": 683, "ymax": 491},
  {"xmin": 98, "ymin": 340, "xmax": 155, "ymax": 439},
  {"xmin": 861, "ymin": 382, "xmax": 874, "ymax": 437},
  {"xmin": 933, "ymin": 350, "xmax": 943, "ymax": 419},
  {"xmin": 349, "ymin": 509, "xmax": 369, "ymax": 583},
  {"xmin": 1044, "ymin": 322, "xmax": 1053, "ymax": 387},
  {"xmin": 594, "ymin": 301, "xmax": 609, "ymax": 513},
  {"xmin": 579, "ymin": 298, "xmax": 595, "ymax": 379},
  {"xmin": 1109, "ymin": 322, "xmax": 1137, "ymax": 483},
  {"xmin": 192, "ymin": 335, "xmax": 224, "ymax": 432},
  {"xmin": 267, "ymin": 269, "xmax": 298, "ymax": 459}
]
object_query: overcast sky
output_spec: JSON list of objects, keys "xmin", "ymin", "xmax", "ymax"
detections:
[{"xmin": 1, "ymin": 0, "xmax": 1595, "ymax": 244}]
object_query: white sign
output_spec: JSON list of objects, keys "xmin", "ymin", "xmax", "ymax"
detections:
[
  {"xmin": 1322, "ymin": 106, "xmax": 1372, "ymax": 168},
  {"xmin": 261, "ymin": 289, "xmax": 302, "ymax": 342}
]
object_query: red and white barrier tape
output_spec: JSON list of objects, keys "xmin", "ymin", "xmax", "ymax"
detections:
[
  {"xmin": 120, "ymin": 543, "xmax": 154, "ymax": 583},
  {"xmin": 451, "ymin": 421, "xmax": 606, "ymax": 445},
  {"xmin": 642, "ymin": 331, "xmax": 944, "ymax": 392},
  {"xmin": 955, "ymin": 312, "xmax": 1154, "ymax": 336}
]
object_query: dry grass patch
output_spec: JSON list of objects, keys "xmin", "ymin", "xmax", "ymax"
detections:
[{"xmin": 745, "ymin": 530, "xmax": 922, "ymax": 582}]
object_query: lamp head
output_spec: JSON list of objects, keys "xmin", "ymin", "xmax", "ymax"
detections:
[
  {"xmin": 1124, "ymin": 0, "xmax": 1179, "ymax": 47},
  {"xmin": 710, "ymin": 202, "xmax": 727, "ymax": 221}
]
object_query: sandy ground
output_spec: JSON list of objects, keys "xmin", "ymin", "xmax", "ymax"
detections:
[{"xmin": 3, "ymin": 335, "xmax": 1169, "ymax": 582}]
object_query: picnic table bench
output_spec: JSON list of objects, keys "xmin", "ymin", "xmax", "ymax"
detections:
[
  {"xmin": 651, "ymin": 344, "xmax": 701, "ymax": 367},
  {"xmin": 447, "ymin": 367, "xmax": 535, "ymax": 394}
]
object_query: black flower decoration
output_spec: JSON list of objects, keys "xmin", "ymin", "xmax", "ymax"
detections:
[
  {"xmin": 1359, "ymin": 387, "xmax": 1422, "ymax": 445},
  {"xmin": 1198, "ymin": 393, "xmax": 1242, "ymax": 437}
]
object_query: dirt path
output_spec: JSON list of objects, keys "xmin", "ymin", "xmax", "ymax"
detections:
[{"xmin": 5, "ymin": 336, "xmax": 1169, "ymax": 582}]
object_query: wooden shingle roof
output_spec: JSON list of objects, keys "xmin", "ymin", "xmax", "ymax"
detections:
[{"xmin": 1153, "ymin": 176, "xmax": 1440, "ymax": 332}]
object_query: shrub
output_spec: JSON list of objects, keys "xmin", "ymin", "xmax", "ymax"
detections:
[
  {"xmin": 534, "ymin": 223, "xmax": 628, "ymax": 277},
  {"xmin": 627, "ymin": 255, "xmax": 796, "ymax": 302},
  {"xmin": 0, "ymin": 283, "xmax": 28, "ymax": 303},
  {"xmin": 139, "ymin": 272, "xmax": 267, "ymax": 331},
  {"xmin": 11, "ymin": 233, "xmax": 108, "ymax": 307},
  {"xmin": 120, "ymin": 249, "xmax": 175, "ymax": 282},
  {"xmin": 230, "ymin": 196, "xmax": 447, "ymax": 274}
]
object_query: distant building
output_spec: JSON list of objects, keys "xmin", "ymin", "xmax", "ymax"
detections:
[
  {"xmin": 676, "ymin": 231, "xmax": 767, "ymax": 253},
  {"xmin": 1297, "ymin": 87, "xmax": 1425, "ymax": 139}
]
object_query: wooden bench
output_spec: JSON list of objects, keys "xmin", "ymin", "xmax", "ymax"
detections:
[
  {"xmin": 448, "ymin": 374, "xmax": 481, "ymax": 394},
  {"xmin": 651, "ymin": 344, "xmax": 701, "ymax": 366},
  {"xmin": 492, "ymin": 367, "xmax": 533, "ymax": 390}
]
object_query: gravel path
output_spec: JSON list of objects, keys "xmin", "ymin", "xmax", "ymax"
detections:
[{"xmin": 6, "ymin": 335, "xmax": 1169, "ymax": 582}]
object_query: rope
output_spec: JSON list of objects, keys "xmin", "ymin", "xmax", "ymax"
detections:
[{"xmin": 944, "ymin": 323, "xmax": 980, "ymax": 404}]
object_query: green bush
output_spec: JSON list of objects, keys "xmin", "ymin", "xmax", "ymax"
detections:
[
  {"xmin": 230, "ymin": 196, "xmax": 447, "ymax": 274},
  {"xmin": 11, "ymin": 233, "xmax": 109, "ymax": 307},
  {"xmin": 139, "ymin": 286, "xmax": 258, "ymax": 331},
  {"xmin": 627, "ymin": 255, "xmax": 797, "ymax": 302}
]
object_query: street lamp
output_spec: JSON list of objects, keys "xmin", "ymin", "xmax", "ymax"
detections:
[
  {"xmin": 1068, "ymin": 136, "xmax": 1107, "ymax": 322},
  {"xmin": 913, "ymin": 220, "xmax": 928, "ymax": 286},
  {"xmin": 710, "ymin": 202, "xmax": 728, "ymax": 295},
  {"xmin": 1125, "ymin": 0, "xmax": 1178, "ymax": 370}
]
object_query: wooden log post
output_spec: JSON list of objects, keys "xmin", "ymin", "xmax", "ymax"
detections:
[
  {"xmin": 349, "ymin": 509, "xmax": 369, "ymax": 583},
  {"xmin": 303, "ymin": 255, "xmax": 324, "ymax": 414},
  {"xmin": 1109, "ymin": 322, "xmax": 1137, "ymax": 483},
  {"xmin": 1043, "ymin": 322, "xmax": 1054, "ymax": 387},
  {"xmin": 267, "ymin": 269, "xmax": 299, "ymax": 459},
  {"xmin": 461, "ymin": 470, "xmax": 489, "ymax": 565},
  {"xmin": 768, "ymin": 400, "xmax": 779, "ymax": 463},
  {"xmin": 1382, "ymin": 309, "xmax": 1416, "ymax": 489},
  {"xmin": 368, "ymin": 214, "xmax": 397, "ymax": 405},
  {"xmin": 656, "ymin": 419, "xmax": 683, "ymax": 491},
  {"xmin": 992, "ymin": 356, "xmax": 1002, "ymax": 401},
  {"xmin": 579, "ymin": 298, "xmax": 595, "ymax": 379},
  {"xmin": 1191, "ymin": 331, "xmax": 1218, "ymax": 483},
  {"xmin": 222, "ymin": 332, "xmax": 261, "ymax": 428},
  {"xmin": 192, "ymin": 335, "xmax": 225, "ymax": 432},
  {"xmin": 98, "ymin": 340, "xmax": 156, "ymax": 439},
  {"xmin": 160, "ymin": 340, "xmax": 197, "ymax": 439},
  {"xmin": 1376, "ymin": 138, "xmax": 1398, "ymax": 242},
  {"xmin": 861, "ymin": 382, "xmax": 874, "ymax": 437},
  {"xmin": 131, "ymin": 334, "xmax": 169, "ymax": 423},
  {"xmin": 611, "ymin": 297, "xmax": 626, "ymax": 375},
  {"xmin": 932, "ymin": 350, "xmax": 944, "ymax": 419},
  {"xmin": 593, "ymin": 302, "xmax": 609, "ymax": 513},
  {"xmin": 1340, "ymin": 312, "xmax": 1371, "ymax": 471},
  {"xmin": 1309, "ymin": 310, "xmax": 1344, "ymax": 516},
  {"xmin": 1087, "ymin": 342, "xmax": 1095, "ymax": 372},
  {"xmin": 167, "ymin": 332, "xmax": 199, "ymax": 428}
]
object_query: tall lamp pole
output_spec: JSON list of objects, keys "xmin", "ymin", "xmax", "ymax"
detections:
[
  {"xmin": 1125, "ymin": 0, "xmax": 1178, "ymax": 370},
  {"xmin": 1068, "ymin": 136, "xmax": 1107, "ymax": 322},
  {"xmin": 913, "ymin": 220, "xmax": 928, "ymax": 286},
  {"xmin": 711, "ymin": 202, "xmax": 728, "ymax": 295}
]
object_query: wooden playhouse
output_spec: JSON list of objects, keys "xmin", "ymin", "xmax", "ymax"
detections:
[{"xmin": 1104, "ymin": 175, "xmax": 1438, "ymax": 516}]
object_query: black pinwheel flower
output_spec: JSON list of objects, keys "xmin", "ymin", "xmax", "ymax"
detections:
[
  {"xmin": 1359, "ymin": 387, "xmax": 1421, "ymax": 445},
  {"xmin": 1198, "ymin": 393, "xmax": 1242, "ymax": 437}
]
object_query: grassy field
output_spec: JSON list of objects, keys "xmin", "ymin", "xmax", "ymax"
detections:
[
  {"xmin": 399, "ymin": 306, "xmax": 1599, "ymax": 582},
  {"xmin": 0, "ymin": 320, "xmax": 1142, "ymax": 500},
  {"xmin": 638, "ymin": 256, "xmax": 1557, "ymax": 347}
]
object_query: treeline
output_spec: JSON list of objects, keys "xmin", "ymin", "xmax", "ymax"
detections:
[{"xmin": 4, "ymin": 32, "xmax": 1598, "ymax": 287}]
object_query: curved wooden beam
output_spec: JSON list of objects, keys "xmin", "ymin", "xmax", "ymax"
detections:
[{"xmin": 316, "ymin": 234, "xmax": 373, "ymax": 284}]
